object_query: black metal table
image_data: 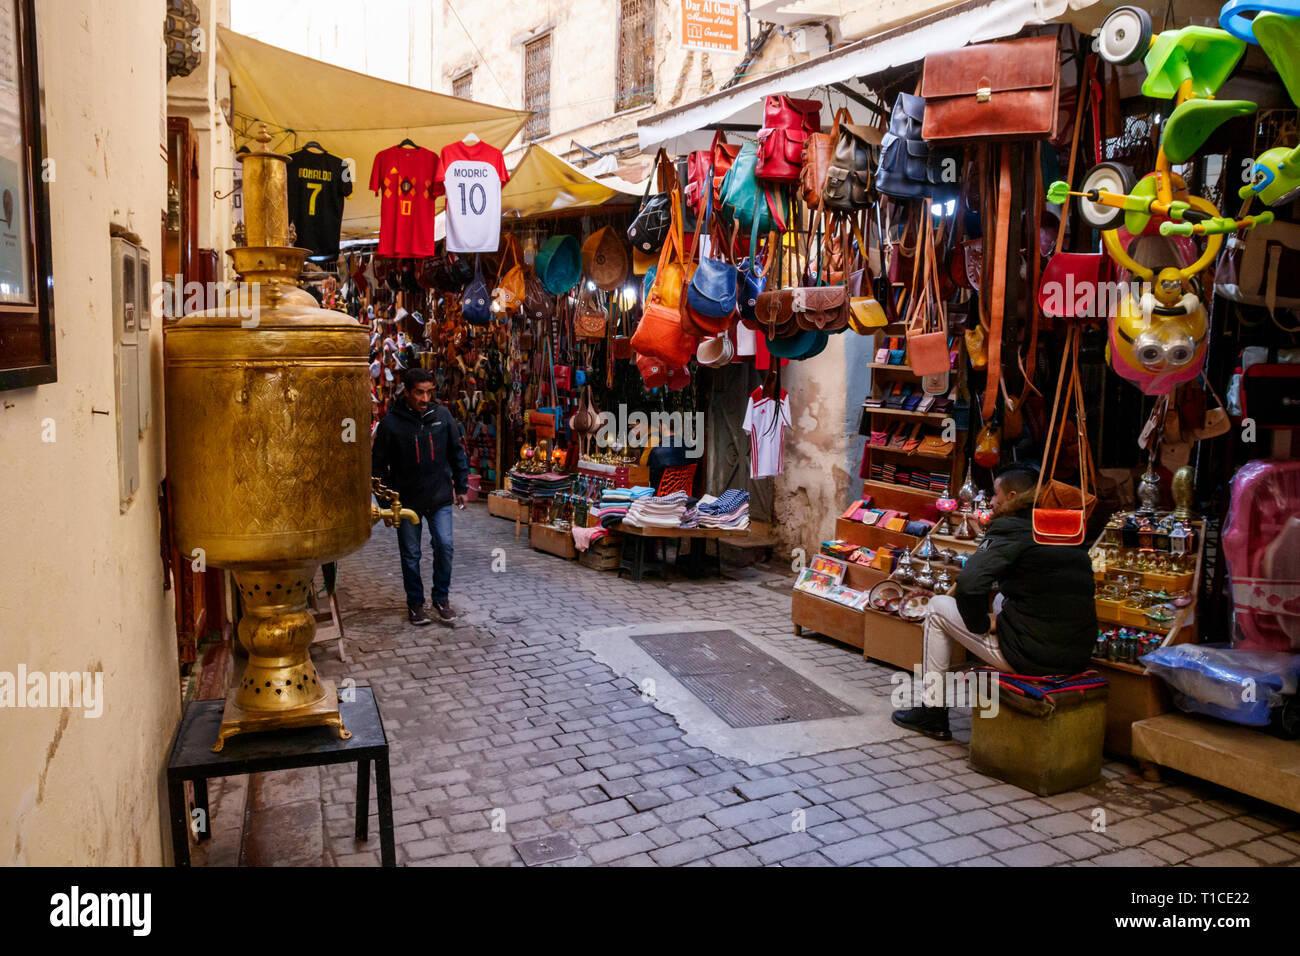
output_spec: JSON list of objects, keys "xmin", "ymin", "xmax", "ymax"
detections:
[{"xmin": 165, "ymin": 686, "xmax": 394, "ymax": 866}]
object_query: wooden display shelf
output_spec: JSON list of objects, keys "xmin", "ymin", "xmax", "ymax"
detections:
[
  {"xmin": 529, "ymin": 522, "xmax": 577, "ymax": 560},
  {"xmin": 925, "ymin": 532, "xmax": 981, "ymax": 552},
  {"xmin": 791, "ymin": 589, "xmax": 865, "ymax": 651},
  {"xmin": 862, "ymin": 479, "xmax": 946, "ymax": 513},
  {"xmin": 859, "ymin": 605, "xmax": 966, "ymax": 671},
  {"xmin": 867, "ymin": 444, "xmax": 954, "ymax": 462},
  {"xmin": 835, "ymin": 516, "xmax": 920, "ymax": 553},
  {"xmin": 1087, "ymin": 520, "xmax": 1205, "ymax": 757},
  {"xmin": 863, "ymin": 406, "xmax": 952, "ymax": 422},
  {"xmin": 867, "ymin": 362, "xmax": 919, "ymax": 373},
  {"xmin": 1132, "ymin": 713, "xmax": 1300, "ymax": 813}
]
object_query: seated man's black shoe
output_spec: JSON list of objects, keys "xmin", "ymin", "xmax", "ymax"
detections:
[{"xmin": 891, "ymin": 705, "xmax": 952, "ymax": 741}]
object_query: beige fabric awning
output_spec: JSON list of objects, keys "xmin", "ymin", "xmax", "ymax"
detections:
[
  {"xmin": 217, "ymin": 26, "xmax": 532, "ymax": 238},
  {"xmin": 499, "ymin": 145, "xmax": 645, "ymax": 219}
]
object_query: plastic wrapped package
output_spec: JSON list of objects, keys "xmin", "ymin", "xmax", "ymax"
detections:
[
  {"xmin": 1143, "ymin": 644, "xmax": 1300, "ymax": 726},
  {"xmin": 1220, "ymin": 459, "xmax": 1300, "ymax": 652}
]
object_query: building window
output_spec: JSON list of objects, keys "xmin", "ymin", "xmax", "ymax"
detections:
[
  {"xmin": 452, "ymin": 70, "xmax": 472, "ymax": 100},
  {"xmin": 0, "ymin": 0, "xmax": 56, "ymax": 390},
  {"xmin": 616, "ymin": 0, "xmax": 655, "ymax": 112},
  {"xmin": 523, "ymin": 33, "xmax": 551, "ymax": 141}
]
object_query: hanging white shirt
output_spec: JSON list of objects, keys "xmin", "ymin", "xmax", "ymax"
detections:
[
  {"xmin": 742, "ymin": 387, "xmax": 791, "ymax": 479},
  {"xmin": 438, "ymin": 140, "xmax": 510, "ymax": 253}
]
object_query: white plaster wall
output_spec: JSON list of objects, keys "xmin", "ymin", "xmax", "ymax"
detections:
[{"xmin": 0, "ymin": 0, "xmax": 179, "ymax": 865}]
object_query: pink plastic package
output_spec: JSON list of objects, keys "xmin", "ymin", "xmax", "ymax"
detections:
[{"xmin": 1221, "ymin": 460, "xmax": 1300, "ymax": 651}]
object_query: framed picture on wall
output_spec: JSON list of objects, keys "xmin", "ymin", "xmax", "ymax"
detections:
[{"xmin": 0, "ymin": 0, "xmax": 55, "ymax": 391}]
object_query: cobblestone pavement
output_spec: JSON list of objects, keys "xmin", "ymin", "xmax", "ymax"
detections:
[{"xmin": 203, "ymin": 504, "xmax": 1300, "ymax": 867}]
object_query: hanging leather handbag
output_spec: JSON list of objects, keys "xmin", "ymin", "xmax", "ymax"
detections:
[
  {"xmin": 875, "ymin": 93, "xmax": 957, "ymax": 201},
  {"xmin": 611, "ymin": 300, "xmax": 634, "ymax": 359},
  {"xmin": 903, "ymin": 214, "xmax": 949, "ymax": 375},
  {"xmin": 685, "ymin": 130, "xmax": 740, "ymax": 217},
  {"xmin": 919, "ymin": 35, "xmax": 1061, "ymax": 142},
  {"xmin": 823, "ymin": 108, "xmax": 876, "ymax": 212},
  {"xmin": 757, "ymin": 94, "xmax": 822, "ymax": 183},
  {"xmin": 737, "ymin": 206, "xmax": 770, "ymax": 324},
  {"xmin": 686, "ymin": 164, "xmax": 739, "ymax": 329},
  {"xmin": 627, "ymin": 149, "xmax": 675, "ymax": 254},
  {"xmin": 462, "ymin": 255, "xmax": 492, "ymax": 325},
  {"xmin": 491, "ymin": 234, "xmax": 526, "ymax": 315},
  {"xmin": 574, "ymin": 287, "xmax": 607, "ymax": 341},
  {"xmin": 523, "ymin": 266, "xmax": 555, "ymax": 322},
  {"xmin": 630, "ymin": 191, "xmax": 698, "ymax": 367},
  {"xmin": 720, "ymin": 141, "xmax": 784, "ymax": 236},
  {"xmin": 801, "ymin": 124, "xmax": 835, "ymax": 210},
  {"xmin": 844, "ymin": 215, "xmax": 887, "ymax": 332},
  {"xmin": 636, "ymin": 352, "xmax": 669, "ymax": 388},
  {"xmin": 792, "ymin": 213, "xmax": 849, "ymax": 333},
  {"xmin": 1033, "ymin": 325, "xmax": 1097, "ymax": 545}
]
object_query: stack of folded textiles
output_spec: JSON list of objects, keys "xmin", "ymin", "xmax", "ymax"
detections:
[
  {"xmin": 623, "ymin": 490, "xmax": 691, "ymax": 528},
  {"xmin": 696, "ymin": 489, "xmax": 749, "ymax": 530},
  {"xmin": 592, "ymin": 488, "xmax": 631, "ymax": 529}
]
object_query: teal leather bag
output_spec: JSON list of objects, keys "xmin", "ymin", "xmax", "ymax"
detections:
[{"xmin": 720, "ymin": 142, "xmax": 785, "ymax": 236}]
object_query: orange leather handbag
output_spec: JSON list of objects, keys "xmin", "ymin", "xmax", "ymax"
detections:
[{"xmin": 1033, "ymin": 325, "xmax": 1097, "ymax": 545}]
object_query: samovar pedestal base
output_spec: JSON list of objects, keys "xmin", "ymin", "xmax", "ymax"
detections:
[{"xmin": 211, "ymin": 678, "xmax": 351, "ymax": 752}]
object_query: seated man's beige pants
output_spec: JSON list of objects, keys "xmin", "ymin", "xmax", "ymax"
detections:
[{"xmin": 922, "ymin": 594, "xmax": 1011, "ymax": 684}]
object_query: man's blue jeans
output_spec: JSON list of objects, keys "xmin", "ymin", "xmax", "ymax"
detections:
[{"xmin": 396, "ymin": 505, "xmax": 454, "ymax": 608}]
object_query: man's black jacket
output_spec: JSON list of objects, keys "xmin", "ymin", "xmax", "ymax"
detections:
[
  {"xmin": 371, "ymin": 398, "xmax": 470, "ymax": 514},
  {"xmin": 953, "ymin": 499, "xmax": 1097, "ymax": 675}
]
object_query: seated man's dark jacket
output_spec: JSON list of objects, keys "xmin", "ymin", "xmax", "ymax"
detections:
[
  {"xmin": 953, "ymin": 497, "xmax": 1097, "ymax": 675},
  {"xmin": 371, "ymin": 398, "xmax": 470, "ymax": 514}
]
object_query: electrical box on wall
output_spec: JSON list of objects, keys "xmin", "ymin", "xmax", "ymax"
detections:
[
  {"xmin": 136, "ymin": 247, "xmax": 153, "ymax": 435},
  {"xmin": 111, "ymin": 237, "xmax": 141, "ymax": 512}
]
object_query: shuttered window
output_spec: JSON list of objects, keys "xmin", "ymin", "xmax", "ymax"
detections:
[
  {"xmin": 616, "ymin": 0, "xmax": 655, "ymax": 112},
  {"xmin": 523, "ymin": 33, "xmax": 551, "ymax": 140}
]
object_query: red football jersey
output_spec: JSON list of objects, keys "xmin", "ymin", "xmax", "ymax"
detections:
[{"xmin": 369, "ymin": 145, "xmax": 441, "ymax": 257}]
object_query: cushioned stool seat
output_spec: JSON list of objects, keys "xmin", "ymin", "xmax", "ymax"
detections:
[{"xmin": 968, "ymin": 670, "xmax": 1109, "ymax": 796}]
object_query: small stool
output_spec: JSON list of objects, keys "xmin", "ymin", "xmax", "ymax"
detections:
[
  {"xmin": 166, "ymin": 686, "xmax": 395, "ymax": 866},
  {"xmin": 969, "ymin": 674, "xmax": 1109, "ymax": 796}
]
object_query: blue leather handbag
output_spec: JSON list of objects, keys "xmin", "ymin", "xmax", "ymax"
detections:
[
  {"xmin": 686, "ymin": 164, "xmax": 738, "ymax": 329},
  {"xmin": 462, "ymin": 255, "xmax": 492, "ymax": 325},
  {"xmin": 737, "ymin": 206, "xmax": 768, "ymax": 323}
]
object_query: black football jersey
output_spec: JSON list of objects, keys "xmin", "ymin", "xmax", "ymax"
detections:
[{"xmin": 286, "ymin": 147, "xmax": 352, "ymax": 258}]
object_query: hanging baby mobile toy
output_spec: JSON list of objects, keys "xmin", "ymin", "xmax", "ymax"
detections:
[{"xmin": 1047, "ymin": 1, "xmax": 1300, "ymax": 395}]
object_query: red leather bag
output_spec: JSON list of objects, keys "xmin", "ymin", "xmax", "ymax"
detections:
[
  {"xmin": 635, "ymin": 352, "xmax": 669, "ymax": 388},
  {"xmin": 686, "ymin": 131, "xmax": 740, "ymax": 217},
  {"xmin": 757, "ymin": 94, "xmax": 822, "ymax": 183},
  {"xmin": 765, "ymin": 94, "xmax": 823, "ymax": 134}
]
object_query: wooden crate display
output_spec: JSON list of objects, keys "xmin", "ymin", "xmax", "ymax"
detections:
[
  {"xmin": 578, "ymin": 535, "xmax": 623, "ymax": 571},
  {"xmin": 529, "ymin": 522, "xmax": 577, "ymax": 560}
]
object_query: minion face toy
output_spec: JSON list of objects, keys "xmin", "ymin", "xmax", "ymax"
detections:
[
  {"xmin": 1241, "ymin": 144, "xmax": 1300, "ymax": 206},
  {"xmin": 1107, "ymin": 267, "xmax": 1210, "ymax": 395}
]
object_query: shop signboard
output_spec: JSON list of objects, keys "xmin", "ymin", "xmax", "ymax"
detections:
[{"xmin": 681, "ymin": 0, "xmax": 743, "ymax": 55}]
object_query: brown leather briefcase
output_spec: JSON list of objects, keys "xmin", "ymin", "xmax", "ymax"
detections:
[{"xmin": 919, "ymin": 35, "xmax": 1060, "ymax": 142}]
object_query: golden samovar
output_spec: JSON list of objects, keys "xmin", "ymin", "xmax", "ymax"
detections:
[{"xmin": 166, "ymin": 126, "xmax": 382, "ymax": 750}]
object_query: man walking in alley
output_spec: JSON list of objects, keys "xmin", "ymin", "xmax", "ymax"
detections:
[{"xmin": 372, "ymin": 367, "xmax": 470, "ymax": 626}]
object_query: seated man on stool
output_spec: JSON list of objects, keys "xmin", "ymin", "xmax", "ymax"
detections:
[{"xmin": 892, "ymin": 463, "xmax": 1098, "ymax": 740}]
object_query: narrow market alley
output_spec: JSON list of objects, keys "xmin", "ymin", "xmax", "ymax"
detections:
[{"xmin": 191, "ymin": 505, "xmax": 1300, "ymax": 868}]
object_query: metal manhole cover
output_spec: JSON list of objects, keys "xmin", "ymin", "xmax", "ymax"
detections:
[
  {"xmin": 491, "ymin": 609, "xmax": 526, "ymax": 624},
  {"xmin": 513, "ymin": 831, "xmax": 580, "ymax": 866},
  {"xmin": 759, "ymin": 579, "xmax": 793, "ymax": 593},
  {"xmin": 632, "ymin": 629, "xmax": 857, "ymax": 728}
]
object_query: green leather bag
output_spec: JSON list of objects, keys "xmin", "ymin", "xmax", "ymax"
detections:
[{"xmin": 720, "ymin": 142, "xmax": 784, "ymax": 236}]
